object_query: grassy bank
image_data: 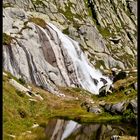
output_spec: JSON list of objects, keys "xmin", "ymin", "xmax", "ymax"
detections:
[{"xmin": 3, "ymin": 72, "xmax": 137, "ymax": 139}]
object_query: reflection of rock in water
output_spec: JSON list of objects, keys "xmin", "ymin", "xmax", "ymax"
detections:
[
  {"xmin": 45, "ymin": 119, "xmax": 81, "ymax": 140},
  {"xmin": 45, "ymin": 119, "xmax": 136, "ymax": 140}
]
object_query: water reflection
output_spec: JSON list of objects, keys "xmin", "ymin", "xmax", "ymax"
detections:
[{"xmin": 45, "ymin": 119, "xmax": 137, "ymax": 140}]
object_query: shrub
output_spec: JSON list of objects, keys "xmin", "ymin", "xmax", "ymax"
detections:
[
  {"xmin": 122, "ymin": 109, "xmax": 136, "ymax": 123},
  {"xmin": 3, "ymin": 33, "xmax": 13, "ymax": 45},
  {"xmin": 29, "ymin": 17, "xmax": 46, "ymax": 28}
]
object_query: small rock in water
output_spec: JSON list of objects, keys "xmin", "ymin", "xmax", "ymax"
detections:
[
  {"xmin": 92, "ymin": 78, "xmax": 99, "ymax": 85},
  {"xmin": 100, "ymin": 78, "xmax": 108, "ymax": 85}
]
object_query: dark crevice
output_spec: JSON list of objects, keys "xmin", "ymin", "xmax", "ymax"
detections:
[
  {"xmin": 16, "ymin": 41, "xmax": 37, "ymax": 84},
  {"xmin": 5, "ymin": 45, "xmax": 21, "ymax": 76},
  {"xmin": 87, "ymin": 0, "xmax": 100, "ymax": 26}
]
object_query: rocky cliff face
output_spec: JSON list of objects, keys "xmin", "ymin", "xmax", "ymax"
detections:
[
  {"xmin": 3, "ymin": 0, "xmax": 137, "ymax": 95},
  {"xmin": 3, "ymin": 0, "xmax": 137, "ymax": 69}
]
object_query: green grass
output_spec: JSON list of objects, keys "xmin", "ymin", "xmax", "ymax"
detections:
[
  {"xmin": 4, "ymin": 71, "xmax": 27, "ymax": 86},
  {"xmin": 3, "ymin": 72, "xmax": 137, "ymax": 139}
]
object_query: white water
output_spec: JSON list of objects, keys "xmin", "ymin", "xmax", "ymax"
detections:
[{"xmin": 47, "ymin": 23, "xmax": 112, "ymax": 94}]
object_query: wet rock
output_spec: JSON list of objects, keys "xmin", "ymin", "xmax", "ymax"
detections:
[
  {"xmin": 92, "ymin": 78, "xmax": 99, "ymax": 85},
  {"xmin": 100, "ymin": 78, "xmax": 108, "ymax": 85},
  {"xmin": 99, "ymin": 84, "xmax": 112, "ymax": 97},
  {"xmin": 113, "ymin": 71, "xmax": 127, "ymax": 83}
]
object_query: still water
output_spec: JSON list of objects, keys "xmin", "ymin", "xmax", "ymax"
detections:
[{"xmin": 44, "ymin": 119, "xmax": 137, "ymax": 140}]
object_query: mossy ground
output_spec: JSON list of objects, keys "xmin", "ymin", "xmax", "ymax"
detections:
[{"xmin": 3, "ymin": 72, "xmax": 137, "ymax": 139}]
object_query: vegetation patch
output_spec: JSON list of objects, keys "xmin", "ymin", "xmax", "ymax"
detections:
[
  {"xmin": 32, "ymin": 0, "xmax": 43, "ymax": 5},
  {"xmin": 18, "ymin": 78, "xmax": 26, "ymax": 85},
  {"xmin": 62, "ymin": 28, "xmax": 69, "ymax": 35},
  {"xmin": 3, "ymin": 3, "xmax": 13, "ymax": 8},
  {"xmin": 4, "ymin": 71, "xmax": 28, "ymax": 87},
  {"xmin": 29, "ymin": 17, "xmax": 46, "ymax": 28},
  {"xmin": 3, "ymin": 33, "xmax": 13, "ymax": 45},
  {"xmin": 122, "ymin": 109, "xmax": 136, "ymax": 123}
]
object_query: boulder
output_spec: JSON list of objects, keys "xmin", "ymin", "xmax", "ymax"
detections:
[
  {"xmin": 110, "ymin": 102, "xmax": 126, "ymax": 114},
  {"xmin": 88, "ymin": 106, "xmax": 102, "ymax": 114},
  {"xmin": 99, "ymin": 84, "xmax": 112, "ymax": 97},
  {"xmin": 127, "ymin": 98, "xmax": 137, "ymax": 114},
  {"xmin": 103, "ymin": 101, "xmax": 127, "ymax": 114}
]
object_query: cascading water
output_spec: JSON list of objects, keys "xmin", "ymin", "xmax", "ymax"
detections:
[{"xmin": 45, "ymin": 23, "xmax": 112, "ymax": 94}]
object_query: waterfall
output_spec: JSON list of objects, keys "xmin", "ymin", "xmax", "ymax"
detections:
[
  {"xmin": 3, "ymin": 10, "xmax": 112, "ymax": 95},
  {"xmin": 45, "ymin": 23, "xmax": 112, "ymax": 94}
]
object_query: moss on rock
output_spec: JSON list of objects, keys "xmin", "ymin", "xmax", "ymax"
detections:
[
  {"xmin": 29, "ymin": 17, "xmax": 46, "ymax": 28},
  {"xmin": 3, "ymin": 33, "xmax": 13, "ymax": 45}
]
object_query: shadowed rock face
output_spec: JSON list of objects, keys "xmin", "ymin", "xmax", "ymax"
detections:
[
  {"xmin": 3, "ymin": 8, "xmax": 112, "ymax": 95},
  {"xmin": 44, "ymin": 119, "xmax": 137, "ymax": 140}
]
